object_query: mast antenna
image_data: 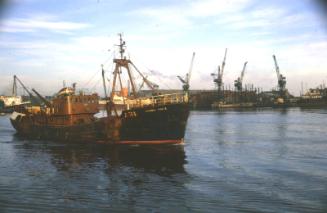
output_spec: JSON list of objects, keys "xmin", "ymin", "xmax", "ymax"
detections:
[{"xmin": 118, "ymin": 33, "xmax": 126, "ymax": 59}]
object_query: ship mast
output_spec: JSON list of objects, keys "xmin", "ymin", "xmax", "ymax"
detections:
[
  {"xmin": 119, "ymin": 33, "xmax": 125, "ymax": 59},
  {"xmin": 107, "ymin": 34, "xmax": 160, "ymax": 116},
  {"xmin": 109, "ymin": 34, "xmax": 136, "ymax": 115}
]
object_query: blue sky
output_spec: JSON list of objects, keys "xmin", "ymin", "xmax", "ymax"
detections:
[{"xmin": 0, "ymin": 0, "xmax": 326, "ymax": 96}]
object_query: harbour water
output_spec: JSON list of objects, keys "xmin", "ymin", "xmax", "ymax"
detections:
[{"xmin": 0, "ymin": 108, "xmax": 326, "ymax": 212}]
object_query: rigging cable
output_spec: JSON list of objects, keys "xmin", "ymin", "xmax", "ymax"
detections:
[
  {"xmin": 127, "ymin": 52, "xmax": 172, "ymax": 90},
  {"xmin": 81, "ymin": 46, "xmax": 115, "ymax": 89}
]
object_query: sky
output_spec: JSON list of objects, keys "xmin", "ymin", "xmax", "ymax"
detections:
[{"xmin": 0, "ymin": 0, "xmax": 326, "ymax": 96}]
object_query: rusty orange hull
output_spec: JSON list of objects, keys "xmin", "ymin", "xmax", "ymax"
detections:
[{"xmin": 10, "ymin": 115, "xmax": 105, "ymax": 142}]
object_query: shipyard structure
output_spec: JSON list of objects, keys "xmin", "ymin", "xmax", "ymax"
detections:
[{"xmin": 140, "ymin": 49, "xmax": 326, "ymax": 109}]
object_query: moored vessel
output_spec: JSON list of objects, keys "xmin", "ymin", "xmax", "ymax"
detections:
[{"xmin": 0, "ymin": 76, "xmax": 29, "ymax": 113}]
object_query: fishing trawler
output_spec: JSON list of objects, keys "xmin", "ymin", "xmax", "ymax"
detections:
[{"xmin": 10, "ymin": 35, "xmax": 191, "ymax": 144}]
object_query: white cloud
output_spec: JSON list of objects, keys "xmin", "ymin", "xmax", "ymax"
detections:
[
  {"xmin": 308, "ymin": 41, "xmax": 327, "ymax": 49},
  {"xmin": 132, "ymin": 0, "xmax": 253, "ymax": 30},
  {"xmin": 189, "ymin": 0, "xmax": 251, "ymax": 17},
  {"xmin": 0, "ymin": 15, "xmax": 90, "ymax": 33},
  {"xmin": 223, "ymin": 7, "xmax": 309, "ymax": 30},
  {"xmin": 251, "ymin": 7, "xmax": 285, "ymax": 18},
  {"xmin": 0, "ymin": 35, "xmax": 118, "ymax": 95}
]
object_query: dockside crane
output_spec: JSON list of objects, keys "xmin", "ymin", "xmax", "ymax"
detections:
[
  {"xmin": 211, "ymin": 48, "xmax": 227, "ymax": 100},
  {"xmin": 272, "ymin": 55, "xmax": 286, "ymax": 99},
  {"xmin": 177, "ymin": 52, "xmax": 195, "ymax": 92},
  {"xmin": 234, "ymin": 61, "xmax": 248, "ymax": 92}
]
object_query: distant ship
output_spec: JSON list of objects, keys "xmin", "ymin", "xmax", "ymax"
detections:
[
  {"xmin": 0, "ymin": 76, "xmax": 28, "ymax": 113},
  {"xmin": 297, "ymin": 88, "xmax": 327, "ymax": 108},
  {"xmin": 10, "ymin": 35, "xmax": 191, "ymax": 144},
  {"xmin": 0, "ymin": 96, "xmax": 22, "ymax": 113}
]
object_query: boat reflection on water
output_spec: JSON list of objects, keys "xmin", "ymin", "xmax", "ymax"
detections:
[{"xmin": 12, "ymin": 134, "xmax": 187, "ymax": 175}]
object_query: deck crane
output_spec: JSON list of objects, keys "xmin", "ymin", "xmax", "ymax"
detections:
[
  {"xmin": 13, "ymin": 75, "xmax": 42, "ymax": 105},
  {"xmin": 32, "ymin": 88, "xmax": 52, "ymax": 107},
  {"xmin": 13, "ymin": 75, "xmax": 34, "ymax": 98},
  {"xmin": 138, "ymin": 76, "xmax": 147, "ymax": 90},
  {"xmin": 177, "ymin": 52, "xmax": 195, "ymax": 92},
  {"xmin": 128, "ymin": 62, "xmax": 159, "ymax": 91},
  {"xmin": 12, "ymin": 76, "xmax": 17, "ymax": 96},
  {"xmin": 234, "ymin": 61, "xmax": 248, "ymax": 92},
  {"xmin": 101, "ymin": 64, "xmax": 108, "ymax": 98},
  {"xmin": 139, "ymin": 75, "xmax": 159, "ymax": 91},
  {"xmin": 272, "ymin": 55, "xmax": 286, "ymax": 99},
  {"xmin": 211, "ymin": 48, "xmax": 227, "ymax": 100}
]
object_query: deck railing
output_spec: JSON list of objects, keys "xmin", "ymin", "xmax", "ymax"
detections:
[{"xmin": 127, "ymin": 93, "xmax": 188, "ymax": 109}]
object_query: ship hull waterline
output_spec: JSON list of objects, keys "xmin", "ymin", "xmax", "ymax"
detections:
[{"xmin": 10, "ymin": 103, "xmax": 190, "ymax": 145}]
